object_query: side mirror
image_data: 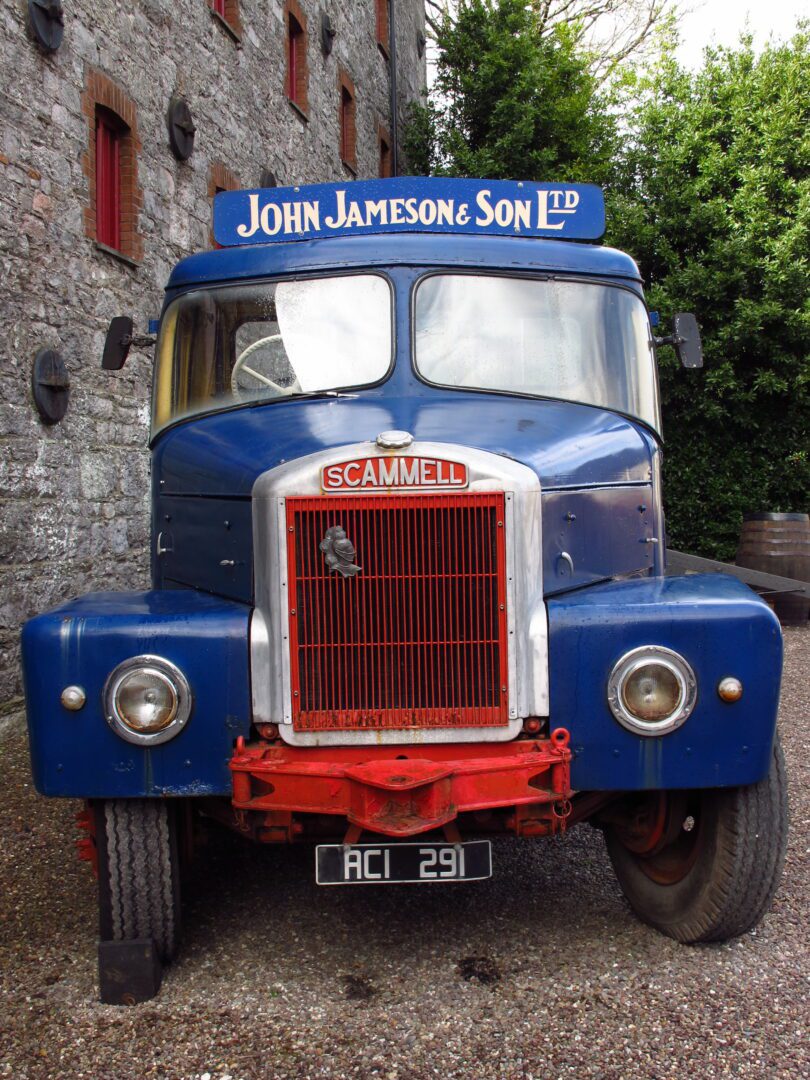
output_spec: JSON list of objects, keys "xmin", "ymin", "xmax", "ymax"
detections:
[
  {"xmin": 654, "ymin": 312, "xmax": 703, "ymax": 369},
  {"xmin": 673, "ymin": 312, "xmax": 703, "ymax": 369},
  {"xmin": 102, "ymin": 316, "xmax": 134, "ymax": 370},
  {"xmin": 101, "ymin": 316, "xmax": 156, "ymax": 370}
]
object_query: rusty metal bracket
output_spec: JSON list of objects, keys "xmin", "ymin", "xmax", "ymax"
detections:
[{"xmin": 230, "ymin": 731, "xmax": 572, "ymax": 839}]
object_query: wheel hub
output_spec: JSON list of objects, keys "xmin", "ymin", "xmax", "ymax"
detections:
[{"xmin": 611, "ymin": 792, "xmax": 703, "ymax": 885}]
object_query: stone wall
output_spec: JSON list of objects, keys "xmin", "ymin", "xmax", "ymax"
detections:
[{"xmin": 0, "ymin": 0, "xmax": 426, "ymax": 710}]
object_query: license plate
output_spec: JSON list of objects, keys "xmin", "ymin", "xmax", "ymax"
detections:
[{"xmin": 315, "ymin": 840, "xmax": 492, "ymax": 885}]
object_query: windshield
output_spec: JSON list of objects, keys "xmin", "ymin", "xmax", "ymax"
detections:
[
  {"xmin": 152, "ymin": 274, "xmax": 392, "ymax": 435},
  {"xmin": 414, "ymin": 274, "xmax": 660, "ymax": 432}
]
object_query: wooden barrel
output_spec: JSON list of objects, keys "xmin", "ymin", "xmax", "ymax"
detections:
[{"xmin": 737, "ymin": 512, "xmax": 810, "ymax": 625}]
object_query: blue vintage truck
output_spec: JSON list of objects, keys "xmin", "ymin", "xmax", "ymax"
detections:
[{"xmin": 22, "ymin": 178, "xmax": 787, "ymax": 999}]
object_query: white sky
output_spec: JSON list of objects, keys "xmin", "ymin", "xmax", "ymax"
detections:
[{"xmin": 676, "ymin": 0, "xmax": 807, "ymax": 68}]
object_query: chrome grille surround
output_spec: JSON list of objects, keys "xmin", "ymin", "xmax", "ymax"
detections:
[{"xmin": 251, "ymin": 440, "xmax": 546, "ymax": 746}]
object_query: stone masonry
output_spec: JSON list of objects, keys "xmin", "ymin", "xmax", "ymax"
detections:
[{"xmin": 0, "ymin": 0, "xmax": 426, "ymax": 710}]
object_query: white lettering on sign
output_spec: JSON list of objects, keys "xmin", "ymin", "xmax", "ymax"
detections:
[
  {"xmin": 419, "ymin": 846, "xmax": 466, "ymax": 878},
  {"xmin": 233, "ymin": 187, "xmax": 586, "ymax": 240},
  {"xmin": 536, "ymin": 189, "xmax": 580, "ymax": 231},
  {"xmin": 474, "ymin": 189, "xmax": 533, "ymax": 232},
  {"xmin": 323, "ymin": 456, "xmax": 469, "ymax": 492},
  {"xmin": 344, "ymin": 847, "xmax": 391, "ymax": 881}
]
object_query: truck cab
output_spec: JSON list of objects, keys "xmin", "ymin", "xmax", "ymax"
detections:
[{"xmin": 22, "ymin": 179, "xmax": 786, "ymax": 1001}]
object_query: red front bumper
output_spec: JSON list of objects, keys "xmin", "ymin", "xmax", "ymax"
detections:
[{"xmin": 230, "ymin": 729, "xmax": 572, "ymax": 838}]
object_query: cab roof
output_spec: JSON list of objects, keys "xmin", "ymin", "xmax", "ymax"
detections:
[{"xmin": 166, "ymin": 233, "xmax": 642, "ymax": 292}]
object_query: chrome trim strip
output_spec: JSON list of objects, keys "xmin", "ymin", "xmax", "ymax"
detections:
[
  {"xmin": 651, "ymin": 446, "xmax": 665, "ymax": 575},
  {"xmin": 251, "ymin": 439, "xmax": 547, "ymax": 746}
]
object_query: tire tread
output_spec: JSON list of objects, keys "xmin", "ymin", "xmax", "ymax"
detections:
[
  {"xmin": 607, "ymin": 734, "xmax": 788, "ymax": 944},
  {"xmin": 99, "ymin": 800, "xmax": 179, "ymax": 961}
]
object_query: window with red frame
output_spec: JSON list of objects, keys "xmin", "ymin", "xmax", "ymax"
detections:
[
  {"xmin": 288, "ymin": 14, "xmax": 306, "ymax": 109},
  {"xmin": 375, "ymin": 0, "xmax": 390, "ymax": 55},
  {"xmin": 379, "ymin": 133, "xmax": 392, "ymax": 178},
  {"xmin": 210, "ymin": 0, "xmax": 241, "ymax": 37},
  {"xmin": 340, "ymin": 84, "xmax": 356, "ymax": 168},
  {"xmin": 208, "ymin": 161, "xmax": 240, "ymax": 247},
  {"xmin": 95, "ymin": 107, "xmax": 123, "ymax": 250}
]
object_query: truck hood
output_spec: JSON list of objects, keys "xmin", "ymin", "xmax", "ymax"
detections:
[{"xmin": 152, "ymin": 391, "xmax": 654, "ymax": 497}]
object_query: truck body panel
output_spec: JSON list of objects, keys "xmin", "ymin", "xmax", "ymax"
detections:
[{"xmin": 23, "ymin": 591, "xmax": 251, "ymax": 797}]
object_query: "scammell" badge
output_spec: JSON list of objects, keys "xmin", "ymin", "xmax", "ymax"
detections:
[{"xmin": 322, "ymin": 456, "xmax": 469, "ymax": 492}]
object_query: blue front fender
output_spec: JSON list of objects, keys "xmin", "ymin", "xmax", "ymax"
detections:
[
  {"xmin": 21, "ymin": 591, "xmax": 251, "ymax": 798},
  {"xmin": 22, "ymin": 576, "xmax": 782, "ymax": 799},
  {"xmin": 548, "ymin": 574, "xmax": 782, "ymax": 791}
]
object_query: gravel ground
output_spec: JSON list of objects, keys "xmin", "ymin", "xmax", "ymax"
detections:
[{"xmin": 1, "ymin": 628, "xmax": 808, "ymax": 1080}]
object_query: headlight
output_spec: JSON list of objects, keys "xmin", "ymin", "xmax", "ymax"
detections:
[
  {"xmin": 607, "ymin": 646, "xmax": 696, "ymax": 736},
  {"xmin": 104, "ymin": 656, "xmax": 192, "ymax": 745}
]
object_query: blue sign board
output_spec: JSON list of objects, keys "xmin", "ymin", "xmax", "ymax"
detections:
[{"xmin": 213, "ymin": 178, "xmax": 605, "ymax": 247}]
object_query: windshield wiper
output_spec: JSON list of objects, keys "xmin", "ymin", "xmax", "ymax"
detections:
[
  {"xmin": 244, "ymin": 388, "xmax": 357, "ymax": 408},
  {"xmin": 301, "ymin": 389, "xmax": 357, "ymax": 400}
]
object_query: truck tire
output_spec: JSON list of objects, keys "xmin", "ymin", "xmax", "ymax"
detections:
[
  {"xmin": 605, "ymin": 734, "xmax": 788, "ymax": 943},
  {"xmin": 95, "ymin": 799, "xmax": 181, "ymax": 962}
]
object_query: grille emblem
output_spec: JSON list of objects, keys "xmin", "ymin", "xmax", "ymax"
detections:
[{"xmin": 320, "ymin": 525, "xmax": 362, "ymax": 578}]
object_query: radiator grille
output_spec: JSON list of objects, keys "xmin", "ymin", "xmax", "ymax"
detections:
[{"xmin": 285, "ymin": 493, "xmax": 509, "ymax": 731}]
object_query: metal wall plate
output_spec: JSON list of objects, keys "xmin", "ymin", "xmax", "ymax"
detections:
[
  {"xmin": 167, "ymin": 96, "xmax": 196, "ymax": 161},
  {"xmin": 320, "ymin": 12, "xmax": 336, "ymax": 54},
  {"xmin": 32, "ymin": 348, "xmax": 69, "ymax": 424},
  {"xmin": 28, "ymin": 0, "xmax": 64, "ymax": 52}
]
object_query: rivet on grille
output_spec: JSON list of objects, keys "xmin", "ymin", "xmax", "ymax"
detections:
[
  {"xmin": 497, "ymin": 521, "xmax": 503, "ymax": 527},
  {"xmin": 289, "ymin": 526, "xmax": 294, "ymax": 532},
  {"xmin": 290, "ymin": 608, "xmax": 296, "ymax": 615}
]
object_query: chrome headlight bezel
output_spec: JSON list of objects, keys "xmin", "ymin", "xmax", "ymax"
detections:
[
  {"xmin": 607, "ymin": 645, "xmax": 697, "ymax": 736},
  {"xmin": 104, "ymin": 655, "xmax": 192, "ymax": 746}
]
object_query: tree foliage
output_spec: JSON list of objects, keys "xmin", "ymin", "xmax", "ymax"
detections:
[
  {"xmin": 608, "ymin": 32, "xmax": 810, "ymax": 557},
  {"xmin": 407, "ymin": 5, "xmax": 809, "ymax": 559},
  {"xmin": 427, "ymin": 0, "xmax": 681, "ymax": 84},
  {"xmin": 404, "ymin": 0, "xmax": 617, "ymax": 181}
]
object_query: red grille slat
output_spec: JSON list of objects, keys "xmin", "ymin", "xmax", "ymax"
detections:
[
  {"xmin": 440, "ymin": 502, "xmax": 450, "ymax": 710},
  {"xmin": 425, "ymin": 496, "xmax": 436, "ymax": 710},
  {"xmin": 385, "ymin": 505, "xmax": 396, "ymax": 720},
  {"xmin": 286, "ymin": 493, "xmax": 509, "ymax": 731}
]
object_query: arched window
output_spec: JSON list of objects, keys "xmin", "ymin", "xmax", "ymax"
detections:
[
  {"xmin": 208, "ymin": 161, "xmax": 240, "ymax": 248},
  {"xmin": 286, "ymin": 1, "xmax": 309, "ymax": 115},
  {"xmin": 376, "ymin": 0, "xmax": 390, "ymax": 56},
  {"xmin": 378, "ymin": 124, "xmax": 392, "ymax": 178},
  {"xmin": 95, "ymin": 108, "xmax": 123, "ymax": 250},
  {"xmin": 338, "ymin": 70, "xmax": 357, "ymax": 174},
  {"xmin": 210, "ymin": 0, "xmax": 242, "ymax": 40},
  {"xmin": 82, "ymin": 69, "xmax": 142, "ymax": 264}
]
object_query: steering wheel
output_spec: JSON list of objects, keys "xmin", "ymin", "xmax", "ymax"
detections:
[{"xmin": 231, "ymin": 334, "xmax": 301, "ymax": 396}]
